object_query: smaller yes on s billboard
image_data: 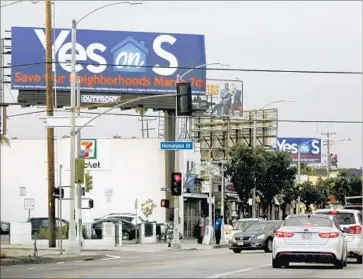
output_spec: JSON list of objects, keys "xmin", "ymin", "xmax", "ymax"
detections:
[
  {"xmin": 276, "ymin": 137, "xmax": 322, "ymax": 164},
  {"xmin": 11, "ymin": 27, "xmax": 206, "ymax": 95}
]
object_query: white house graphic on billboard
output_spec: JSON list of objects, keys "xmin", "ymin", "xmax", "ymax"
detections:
[
  {"xmin": 80, "ymin": 139, "xmax": 97, "ymax": 159},
  {"xmin": 111, "ymin": 37, "xmax": 148, "ymax": 73}
]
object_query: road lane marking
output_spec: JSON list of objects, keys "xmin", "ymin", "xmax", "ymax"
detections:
[
  {"xmin": 207, "ymin": 264, "xmax": 271, "ymax": 278},
  {"xmin": 100, "ymin": 255, "xmax": 121, "ymax": 261}
]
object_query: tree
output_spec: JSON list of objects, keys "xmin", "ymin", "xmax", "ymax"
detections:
[
  {"xmin": 0, "ymin": 135, "xmax": 10, "ymax": 147},
  {"xmin": 259, "ymin": 151, "xmax": 297, "ymax": 205},
  {"xmin": 226, "ymin": 145, "xmax": 297, "ymax": 209},
  {"xmin": 299, "ymin": 182, "xmax": 327, "ymax": 209},
  {"xmin": 141, "ymin": 199, "xmax": 157, "ymax": 221}
]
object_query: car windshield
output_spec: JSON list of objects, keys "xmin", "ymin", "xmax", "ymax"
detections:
[
  {"xmin": 315, "ymin": 212, "xmax": 356, "ymax": 225},
  {"xmin": 245, "ymin": 222, "xmax": 277, "ymax": 232},
  {"xmin": 233, "ymin": 221, "xmax": 257, "ymax": 231},
  {"xmin": 283, "ymin": 216, "xmax": 332, "ymax": 228}
]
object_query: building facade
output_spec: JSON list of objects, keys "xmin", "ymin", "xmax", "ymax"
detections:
[{"xmin": 1, "ymin": 138, "xmax": 174, "ymax": 224}]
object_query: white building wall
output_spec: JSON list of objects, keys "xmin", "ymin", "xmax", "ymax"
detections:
[{"xmin": 1, "ymin": 138, "xmax": 169, "ymax": 224}]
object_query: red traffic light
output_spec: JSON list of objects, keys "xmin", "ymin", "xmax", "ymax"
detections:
[{"xmin": 174, "ymin": 174, "xmax": 182, "ymax": 182}]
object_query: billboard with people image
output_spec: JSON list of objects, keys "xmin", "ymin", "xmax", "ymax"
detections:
[{"xmin": 205, "ymin": 79, "xmax": 243, "ymax": 117}]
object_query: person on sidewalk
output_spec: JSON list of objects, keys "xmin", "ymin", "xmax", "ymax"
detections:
[
  {"xmin": 214, "ymin": 215, "xmax": 223, "ymax": 245},
  {"xmin": 197, "ymin": 213, "xmax": 205, "ymax": 244}
]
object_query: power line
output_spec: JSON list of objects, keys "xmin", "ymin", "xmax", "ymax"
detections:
[
  {"xmin": 3, "ymin": 61, "xmax": 362, "ymax": 75},
  {"xmin": 6, "ymin": 109, "xmax": 363, "ymax": 124}
]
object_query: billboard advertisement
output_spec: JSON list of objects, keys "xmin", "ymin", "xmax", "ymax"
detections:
[
  {"xmin": 276, "ymin": 137, "xmax": 322, "ymax": 163},
  {"xmin": 204, "ymin": 79, "xmax": 243, "ymax": 117},
  {"xmin": 11, "ymin": 26, "xmax": 206, "ymax": 95}
]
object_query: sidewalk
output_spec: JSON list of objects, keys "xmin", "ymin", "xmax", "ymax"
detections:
[{"xmin": 1, "ymin": 240, "xmax": 229, "ymax": 255}]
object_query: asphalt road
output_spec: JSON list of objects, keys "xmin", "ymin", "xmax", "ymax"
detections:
[{"xmin": 1, "ymin": 249, "xmax": 362, "ymax": 278}]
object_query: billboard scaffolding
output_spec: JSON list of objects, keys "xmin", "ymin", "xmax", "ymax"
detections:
[{"xmin": 191, "ymin": 108, "xmax": 278, "ymax": 162}]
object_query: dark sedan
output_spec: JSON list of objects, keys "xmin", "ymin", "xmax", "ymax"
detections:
[
  {"xmin": 230, "ymin": 220, "xmax": 283, "ymax": 254},
  {"xmin": 92, "ymin": 218, "xmax": 139, "ymax": 240}
]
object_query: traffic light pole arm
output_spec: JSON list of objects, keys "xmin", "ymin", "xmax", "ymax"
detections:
[{"xmin": 74, "ymin": 93, "xmax": 176, "ymax": 135}]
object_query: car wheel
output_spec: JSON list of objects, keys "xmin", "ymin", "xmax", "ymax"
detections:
[
  {"xmin": 232, "ymin": 249, "xmax": 242, "ymax": 254},
  {"xmin": 272, "ymin": 258, "xmax": 282, "ymax": 268},
  {"xmin": 122, "ymin": 231, "xmax": 130, "ymax": 240},
  {"xmin": 334, "ymin": 255, "xmax": 344, "ymax": 269},
  {"xmin": 264, "ymin": 238, "xmax": 273, "ymax": 253},
  {"xmin": 357, "ymin": 255, "xmax": 362, "ymax": 264}
]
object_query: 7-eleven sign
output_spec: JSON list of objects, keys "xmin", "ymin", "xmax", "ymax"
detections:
[{"xmin": 80, "ymin": 139, "xmax": 97, "ymax": 159}]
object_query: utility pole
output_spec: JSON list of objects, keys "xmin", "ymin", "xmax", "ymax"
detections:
[
  {"xmin": 322, "ymin": 132, "xmax": 336, "ymax": 177},
  {"xmin": 45, "ymin": 0, "xmax": 56, "ymax": 248}
]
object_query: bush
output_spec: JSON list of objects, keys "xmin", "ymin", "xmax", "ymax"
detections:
[{"xmin": 31, "ymin": 224, "xmax": 87, "ymax": 240}]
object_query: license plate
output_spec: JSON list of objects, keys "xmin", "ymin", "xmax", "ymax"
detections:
[
  {"xmin": 301, "ymin": 233, "xmax": 312, "ymax": 240},
  {"xmin": 237, "ymin": 241, "xmax": 244, "ymax": 246}
]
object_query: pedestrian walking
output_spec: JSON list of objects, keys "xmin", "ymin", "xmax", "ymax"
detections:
[
  {"xmin": 197, "ymin": 213, "xmax": 205, "ymax": 244},
  {"xmin": 215, "ymin": 215, "xmax": 223, "ymax": 245}
]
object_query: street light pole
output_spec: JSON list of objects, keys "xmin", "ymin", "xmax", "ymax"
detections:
[
  {"xmin": 68, "ymin": 19, "xmax": 78, "ymax": 255},
  {"xmin": 251, "ymin": 100, "xmax": 293, "ymax": 218},
  {"xmin": 296, "ymin": 138, "xmax": 318, "ymax": 215},
  {"xmin": 252, "ymin": 109, "xmax": 257, "ymax": 218},
  {"xmin": 68, "ymin": 1, "xmax": 142, "ymax": 255}
]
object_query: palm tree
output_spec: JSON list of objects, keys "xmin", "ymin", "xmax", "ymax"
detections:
[{"xmin": 0, "ymin": 135, "xmax": 10, "ymax": 147}]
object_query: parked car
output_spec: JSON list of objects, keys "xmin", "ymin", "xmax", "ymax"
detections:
[
  {"xmin": 92, "ymin": 217, "xmax": 139, "ymax": 240},
  {"xmin": 94, "ymin": 213, "xmax": 145, "ymax": 225},
  {"xmin": 0, "ymin": 221, "xmax": 10, "ymax": 235},
  {"xmin": 315, "ymin": 208, "xmax": 362, "ymax": 263},
  {"xmin": 230, "ymin": 220, "xmax": 283, "ymax": 253},
  {"xmin": 29, "ymin": 217, "xmax": 68, "ymax": 237},
  {"xmin": 272, "ymin": 214, "xmax": 348, "ymax": 269},
  {"xmin": 227, "ymin": 218, "xmax": 264, "ymax": 242}
]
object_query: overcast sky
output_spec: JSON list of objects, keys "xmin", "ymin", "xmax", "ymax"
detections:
[{"xmin": 1, "ymin": 1, "xmax": 362, "ymax": 168}]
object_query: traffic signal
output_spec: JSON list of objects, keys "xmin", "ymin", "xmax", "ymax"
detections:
[
  {"xmin": 88, "ymin": 199, "xmax": 94, "ymax": 209},
  {"xmin": 176, "ymin": 82, "xmax": 192, "ymax": 116},
  {"xmin": 160, "ymin": 199, "xmax": 170, "ymax": 208},
  {"xmin": 85, "ymin": 172, "xmax": 93, "ymax": 192},
  {"xmin": 54, "ymin": 187, "xmax": 64, "ymax": 199},
  {"xmin": 81, "ymin": 187, "xmax": 85, "ymax": 196},
  {"xmin": 171, "ymin": 172, "xmax": 182, "ymax": 196}
]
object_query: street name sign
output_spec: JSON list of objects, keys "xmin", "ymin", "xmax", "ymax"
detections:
[{"xmin": 160, "ymin": 141, "xmax": 193, "ymax": 151}]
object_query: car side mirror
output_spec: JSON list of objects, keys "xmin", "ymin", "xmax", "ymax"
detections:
[{"xmin": 342, "ymin": 228, "xmax": 350, "ymax": 233}]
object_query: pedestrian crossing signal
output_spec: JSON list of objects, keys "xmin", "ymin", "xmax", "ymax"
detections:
[{"xmin": 160, "ymin": 199, "xmax": 170, "ymax": 208}]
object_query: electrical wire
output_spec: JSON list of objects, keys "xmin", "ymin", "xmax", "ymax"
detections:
[
  {"xmin": 3, "ymin": 61, "xmax": 362, "ymax": 75},
  {"xmin": 6, "ymin": 109, "xmax": 362, "ymax": 124}
]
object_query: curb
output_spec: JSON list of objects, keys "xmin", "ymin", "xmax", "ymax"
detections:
[{"xmin": 0, "ymin": 254, "xmax": 105, "ymax": 266}]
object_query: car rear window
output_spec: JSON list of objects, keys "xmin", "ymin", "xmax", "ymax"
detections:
[
  {"xmin": 233, "ymin": 221, "xmax": 257, "ymax": 231},
  {"xmin": 245, "ymin": 222, "xmax": 277, "ymax": 232},
  {"xmin": 283, "ymin": 216, "xmax": 332, "ymax": 227},
  {"xmin": 315, "ymin": 212, "xmax": 356, "ymax": 225}
]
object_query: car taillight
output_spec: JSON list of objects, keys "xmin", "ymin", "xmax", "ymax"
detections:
[
  {"xmin": 318, "ymin": 232, "xmax": 339, "ymax": 238},
  {"xmin": 132, "ymin": 226, "xmax": 136, "ymax": 230},
  {"xmin": 275, "ymin": 231, "xmax": 294, "ymax": 238},
  {"xmin": 349, "ymin": 225, "xmax": 362, "ymax": 234}
]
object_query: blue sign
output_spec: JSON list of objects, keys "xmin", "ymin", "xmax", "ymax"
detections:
[
  {"xmin": 276, "ymin": 137, "xmax": 322, "ymax": 163},
  {"xmin": 11, "ymin": 26, "xmax": 206, "ymax": 95},
  {"xmin": 160, "ymin": 141, "xmax": 193, "ymax": 151}
]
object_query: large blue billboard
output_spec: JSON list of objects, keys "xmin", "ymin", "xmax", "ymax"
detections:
[
  {"xmin": 11, "ymin": 26, "xmax": 206, "ymax": 95},
  {"xmin": 276, "ymin": 137, "xmax": 322, "ymax": 164}
]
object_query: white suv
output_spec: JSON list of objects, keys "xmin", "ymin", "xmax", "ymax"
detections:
[{"xmin": 314, "ymin": 209, "xmax": 362, "ymax": 263}]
